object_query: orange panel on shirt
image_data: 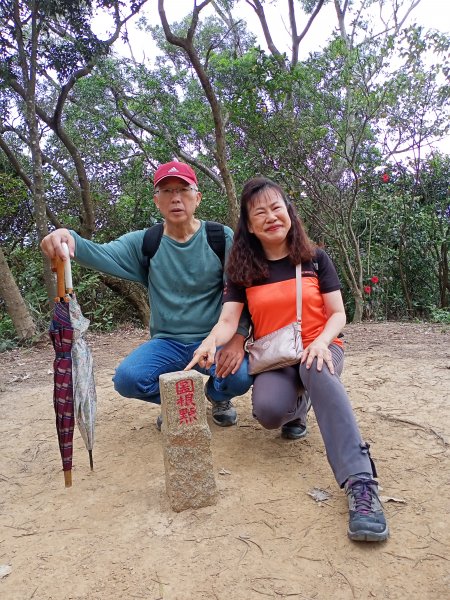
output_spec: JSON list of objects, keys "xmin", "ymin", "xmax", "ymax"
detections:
[
  {"xmin": 246, "ymin": 279, "xmax": 296, "ymax": 337},
  {"xmin": 246, "ymin": 276, "xmax": 343, "ymax": 349}
]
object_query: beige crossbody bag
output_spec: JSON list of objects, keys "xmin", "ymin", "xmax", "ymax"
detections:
[{"xmin": 246, "ymin": 264, "xmax": 303, "ymax": 375}]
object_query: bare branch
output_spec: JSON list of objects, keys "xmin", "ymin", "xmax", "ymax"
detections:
[
  {"xmin": 291, "ymin": 0, "xmax": 326, "ymax": 67},
  {"xmin": 211, "ymin": 1, "xmax": 244, "ymax": 56},
  {"xmin": 334, "ymin": 0, "xmax": 350, "ymax": 46},
  {"xmin": 245, "ymin": 0, "xmax": 285, "ymax": 66}
]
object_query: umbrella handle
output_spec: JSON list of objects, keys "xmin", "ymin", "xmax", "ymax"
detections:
[
  {"xmin": 54, "ymin": 259, "xmax": 66, "ymax": 299},
  {"xmin": 61, "ymin": 242, "xmax": 73, "ymax": 292}
]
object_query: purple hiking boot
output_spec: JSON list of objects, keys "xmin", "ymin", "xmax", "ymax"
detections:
[{"xmin": 344, "ymin": 474, "xmax": 389, "ymax": 542}]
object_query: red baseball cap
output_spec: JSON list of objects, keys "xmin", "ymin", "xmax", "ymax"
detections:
[{"xmin": 153, "ymin": 161, "xmax": 198, "ymax": 187}]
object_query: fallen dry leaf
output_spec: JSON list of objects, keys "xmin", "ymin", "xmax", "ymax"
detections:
[
  {"xmin": 379, "ymin": 496, "xmax": 406, "ymax": 504},
  {"xmin": 0, "ymin": 564, "xmax": 12, "ymax": 579},
  {"xmin": 308, "ymin": 488, "xmax": 332, "ymax": 502}
]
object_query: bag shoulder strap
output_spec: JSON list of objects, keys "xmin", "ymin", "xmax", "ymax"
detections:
[
  {"xmin": 142, "ymin": 223, "xmax": 164, "ymax": 267},
  {"xmin": 296, "ymin": 263, "xmax": 302, "ymax": 324},
  {"xmin": 205, "ymin": 221, "xmax": 226, "ymax": 267}
]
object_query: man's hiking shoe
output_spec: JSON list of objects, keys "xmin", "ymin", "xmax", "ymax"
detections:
[
  {"xmin": 210, "ymin": 400, "xmax": 237, "ymax": 426},
  {"xmin": 281, "ymin": 418, "xmax": 307, "ymax": 440},
  {"xmin": 204, "ymin": 383, "xmax": 237, "ymax": 427},
  {"xmin": 156, "ymin": 414, "xmax": 162, "ymax": 431},
  {"xmin": 345, "ymin": 474, "xmax": 389, "ymax": 542}
]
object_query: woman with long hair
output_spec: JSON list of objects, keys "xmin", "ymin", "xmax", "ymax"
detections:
[{"xmin": 186, "ymin": 176, "xmax": 388, "ymax": 542}]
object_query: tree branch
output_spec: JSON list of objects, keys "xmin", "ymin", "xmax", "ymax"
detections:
[
  {"xmin": 291, "ymin": 0, "xmax": 325, "ymax": 66},
  {"xmin": 245, "ymin": 0, "xmax": 285, "ymax": 66}
]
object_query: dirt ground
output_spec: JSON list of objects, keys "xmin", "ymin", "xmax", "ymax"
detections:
[{"xmin": 0, "ymin": 322, "xmax": 449, "ymax": 600}]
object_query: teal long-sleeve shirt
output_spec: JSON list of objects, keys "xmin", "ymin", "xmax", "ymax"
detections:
[{"xmin": 71, "ymin": 221, "xmax": 249, "ymax": 343}]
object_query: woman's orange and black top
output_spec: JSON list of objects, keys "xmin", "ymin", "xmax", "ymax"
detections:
[{"xmin": 223, "ymin": 249, "xmax": 344, "ymax": 350}]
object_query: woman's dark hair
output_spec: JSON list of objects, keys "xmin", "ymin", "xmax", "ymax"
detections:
[{"xmin": 226, "ymin": 177, "xmax": 316, "ymax": 286}]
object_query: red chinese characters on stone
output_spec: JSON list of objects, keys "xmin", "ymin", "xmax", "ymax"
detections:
[{"xmin": 175, "ymin": 379, "xmax": 197, "ymax": 425}]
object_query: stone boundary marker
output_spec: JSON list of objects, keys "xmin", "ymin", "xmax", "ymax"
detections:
[{"xmin": 159, "ymin": 370, "xmax": 217, "ymax": 512}]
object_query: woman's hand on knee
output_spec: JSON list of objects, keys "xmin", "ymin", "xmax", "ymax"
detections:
[{"xmin": 301, "ymin": 339, "xmax": 334, "ymax": 374}]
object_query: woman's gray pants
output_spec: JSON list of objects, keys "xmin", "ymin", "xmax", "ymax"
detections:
[{"xmin": 251, "ymin": 344, "xmax": 374, "ymax": 487}]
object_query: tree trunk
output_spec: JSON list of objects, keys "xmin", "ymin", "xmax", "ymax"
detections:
[
  {"xmin": 352, "ymin": 292, "xmax": 364, "ymax": 323},
  {"xmin": 27, "ymin": 107, "xmax": 54, "ymax": 298},
  {"xmin": 0, "ymin": 246, "xmax": 36, "ymax": 340},
  {"xmin": 439, "ymin": 239, "xmax": 448, "ymax": 308},
  {"xmin": 398, "ymin": 235, "xmax": 413, "ymax": 315}
]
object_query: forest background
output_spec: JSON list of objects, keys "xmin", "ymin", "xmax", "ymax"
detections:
[{"xmin": 0, "ymin": 0, "xmax": 449, "ymax": 349}]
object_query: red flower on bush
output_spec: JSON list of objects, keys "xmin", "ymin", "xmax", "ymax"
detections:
[
  {"xmin": 371, "ymin": 276, "xmax": 379, "ymax": 284},
  {"xmin": 364, "ymin": 285, "xmax": 372, "ymax": 294},
  {"xmin": 381, "ymin": 173, "xmax": 390, "ymax": 183}
]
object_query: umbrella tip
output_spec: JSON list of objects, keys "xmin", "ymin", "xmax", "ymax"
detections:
[
  {"xmin": 89, "ymin": 450, "xmax": 94, "ymax": 471},
  {"xmin": 64, "ymin": 470, "xmax": 72, "ymax": 487}
]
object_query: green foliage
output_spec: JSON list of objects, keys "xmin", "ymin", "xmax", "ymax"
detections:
[
  {"xmin": 429, "ymin": 308, "xmax": 450, "ymax": 324},
  {"xmin": 0, "ymin": 157, "xmax": 31, "ymax": 244},
  {"xmin": 0, "ymin": 0, "xmax": 111, "ymax": 81},
  {"xmin": 0, "ymin": 316, "xmax": 17, "ymax": 352}
]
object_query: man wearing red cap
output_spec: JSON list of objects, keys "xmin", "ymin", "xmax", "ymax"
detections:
[
  {"xmin": 41, "ymin": 161, "xmax": 252, "ymax": 428},
  {"xmin": 153, "ymin": 160, "xmax": 198, "ymax": 188}
]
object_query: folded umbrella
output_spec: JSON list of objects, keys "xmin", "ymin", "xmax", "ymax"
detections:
[
  {"xmin": 49, "ymin": 244, "xmax": 97, "ymax": 486},
  {"xmin": 49, "ymin": 256, "xmax": 75, "ymax": 487}
]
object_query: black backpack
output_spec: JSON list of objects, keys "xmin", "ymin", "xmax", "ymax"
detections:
[{"xmin": 142, "ymin": 221, "xmax": 226, "ymax": 269}]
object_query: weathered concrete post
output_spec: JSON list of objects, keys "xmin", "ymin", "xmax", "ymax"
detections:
[{"xmin": 159, "ymin": 370, "xmax": 217, "ymax": 512}]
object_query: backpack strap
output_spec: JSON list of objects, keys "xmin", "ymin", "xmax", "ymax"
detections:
[
  {"xmin": 142, "ymin": 221, "xmax": 226, "ymax": 269},
  {"xmin": 205, "ymin": 221, "xmax": 226, "ymax": 268},
  {"xmin": 142, "ymin": 222, "xmax": 164, "ymax": 267}
]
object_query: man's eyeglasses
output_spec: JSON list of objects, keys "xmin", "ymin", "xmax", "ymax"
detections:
[{"xmin": 155, "ymin": 186, "xmax": 197, "ymax": 198}]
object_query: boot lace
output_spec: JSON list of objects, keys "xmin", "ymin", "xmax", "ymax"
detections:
[{"xmin": 348, "ymin": 478, "xmax": 377, "ymax": 514}]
